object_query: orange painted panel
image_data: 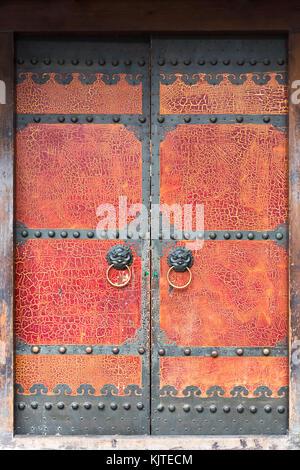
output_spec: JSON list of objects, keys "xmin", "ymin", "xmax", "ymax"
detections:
[
  {"xmin": 160, "ymin": 357, "xmax": 288, "ymax": 397},
  {"xmin": 160, "ymin": 124, "xmax": 287, "ymax": 231},
  {"xmin": 16, "ymin": 124, "xmax": 142, "ymax": 229},
  {"xmin": 16, "ymin": 355, "xmax": 141, "ymax": 395},
  {"xmin": 15, "ymin": 240, "xmax": 141, "ymax": 345},
  {"xmin": 160, "ymin": 74, "xmax": 287, "ymax": 115},
  {"xmin": 17, "ymin": 73, "xmax": 142, "ymax": 114},
  {"xmin": 160, "ymin": 241, "xmax": 288, "ymax": 347}
]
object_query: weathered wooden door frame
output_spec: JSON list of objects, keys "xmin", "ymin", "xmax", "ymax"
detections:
[{"xmin": 1, "ymin": 29, "xmax": 300, "ymax": 450}]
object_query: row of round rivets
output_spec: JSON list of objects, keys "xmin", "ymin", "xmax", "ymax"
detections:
[
  {"xmin": 17, "ymin": 58, "xmax": 146, "ymax": 66},
  {"xmin": 29, "ymin": 115, "xmax": 146, "ymax": 124},
  {"xmin": 31, "ymin": 346, "xmax": 145, "ymax": 355},
  {"xmin": 18, "ymin": 402, "xmax": 144, "ymax": 410},
  {"xmin": 20, "ymin": 230, "xmax": 144, "ymax": 239},
  {"xmin": 157, "ymin": 116, "xmax": 273, "ymax": 124},
  {"xmin": 156, "ymin": 404, "xmax": 285, "ymax": 413},
  {"xmin": 158, "ymin": 348, "xmax": 272, "ymax": 357},
  {"xmin": 156, "ymin": 58, "xmax": 285, "ymax": 66},
  {"xmin": 19, "ymin": 230, "xmax": 284, "ymax": 241}
]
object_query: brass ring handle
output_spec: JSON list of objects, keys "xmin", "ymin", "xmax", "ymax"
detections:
[
  {"xmin": 167, "ymin": 266, "xmax": 192, "ymax": 289},
  {"xmin": 106, "ymin": 264, "xmax": 131, "ymax": 288}
]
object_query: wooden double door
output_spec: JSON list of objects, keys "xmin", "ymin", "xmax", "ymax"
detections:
[{"xmin": 14, "ymin": 35, "xmax": 288, "ymax": 435}]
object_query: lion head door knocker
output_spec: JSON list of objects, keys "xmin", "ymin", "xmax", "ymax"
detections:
[
  {"xmin": 167, "ymin": 246, "xmax": 194, "ymax": 289},
  {"xmin": 106, "ymin": 244, "xmax": 134, "ymax": 288}
]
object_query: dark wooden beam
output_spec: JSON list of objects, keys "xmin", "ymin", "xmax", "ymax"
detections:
[
  {"xmin": 0, "ymin": 32, "xmax": 14, "ymax": 440},
  {"xmin": 0, "ymin": 0, "xmax": 299, "ymax": 33}
]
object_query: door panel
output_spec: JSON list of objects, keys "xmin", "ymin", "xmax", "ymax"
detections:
[
  {"xmin": 151, "ymin": 36, "xmax": 288, "ymax": 435},
  {"xmin": 14, "ymin": 36, "xmax": 150, "ymax": 435}
]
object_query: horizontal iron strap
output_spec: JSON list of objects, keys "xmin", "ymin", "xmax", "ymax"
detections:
[
  {"xmin": 156, "ymin": 346, "xmax": 287, "ymax": 357},
  {"xmin": 15, "ymin": 343, "xmax": 146, "ymax": 356},
  {"xmin": 153, "ymin": 114, "xmax": 287, "ymax": 126},
  {"xmin": 16, "ymin": 114, "xmax": 146, "ymax": 124}
]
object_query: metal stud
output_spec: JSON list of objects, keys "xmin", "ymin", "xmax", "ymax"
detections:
[
  {"xmin": 171, "ymin": 59, "xmax": 178, "ymax": 66},
  {"xmin": 86, "ymin": 116, "xmax": 94, "ymax": 123},
  {"xmin": 31, "ymin": 402, "xmax": 38, "ymax": 409},
  {"xmin": 71, "ymin": 59, "xmax": 79, "ymax": 65},
  {"xmin": 277, "ymin": 59, "xmax": 285, "ymax": 66},
  {"xmin": 209, "ymin": 232, "xmax": 217, "ymax": 239},
  {"xmin": 98, "ymin": 402, "xmax": 105, "ymax": 409},
  {"xmin": 18, "ymin": 402, "xmax": 25, "ymax": 410},
  {"xmin": 71, "ymin": 402, "xmax": 79, "ymax": 410},
  {"xmin": 58, "ymin": 116, "xmax": 65, "ymax": 122},
  {"xmin": 31, "ymin": 57, "xmax": 38, "ymax": 65},
  {"xmin": 110, "ymin": 402, "xmax": 118, "ymax": 410},
  {"xmin": 17, "ymin": 58, "xmax": 24, "ymax": 65},
  {"xmin": 250, "ymin": 405, "xmax": 257, "ymax": 414},
  {"xmin": 60, "ymin": 231, "xmax": 68, "ymax": 238},
  {"xmin": 195, "ymin": 405, "xmax": 204, "ymax": 412},
  {"xmin": 263, "ymin": 58, "xmax": 270, "ymax": 65},
  {"xmin": 158, "ymin": 58, "xmax": 165, "ymax": 66},
  {"xmin": 113, "ymin": 115, "xmax": 120, "ymax": 123},
  {"xmin": 211, "ymin": 349, "xmax": 218, "ymax": 358},
  {"xmin": 139, "ymin": 116, "xmax": 146, "ymax": 123},
  {"xmin": 123, "ymin": 403, "xmax": 131, "ymax": 410},
  {"xmin": 71, "ymin": 116, "xmax": 78, "ymax": 123},
  {"xmin": 210, "ymin": 59, "xmax": 217, "ymax": 65},
  {"xmin": 31, "ymin": 346, "xmax": 40, "ymax": 354},
  {"xmin": 223, "ymin": 405, "xmax": 230, "ymax": 413},
  {"xmin": 184, "ymin": 59, "xmax": 191, "ymax": 65},
  {"xmin": 223, "ymin": 59, "xmax": 230, "ymax": 65},
  {"xmin": 45, "ymin": 403, "xmax": 52, "ymax": 410},
  {"xmin": 83, "ymin": 402, "xmax": 91, "ymax": 409},
  {"xmin": 57, "ymin": 402, "xmax": 64, "ymax": 409},
  {"xmin": 237, "ymin": 404, "xmax": 244, "ymax": 413},
  {"xmin": 277, "ymin": 406, "xmax": 285, "ymax": 414},
  {"xmin": 158, "ymin": 348, "xmax": 165, "ymax": 356},
  {"xmin": 73, "ymin": 231, "xmax": 80, "ymax": 238},
  {"xmin": 48, "ymin": 230, "xmax": 55, "ymax": 237},
  {"xmin": 124, "ymin": 59, "xmax": 132, "ymax": 66},
  {"xmin": 184, "ymin": 116, "xmax": 191, "ymax": 123},
  {"xmin": 236, "ymin": 116, "xmax": 243, "ymax": 123},
  {"xmin": 138, "ymin": 347, "xmax": 145, "ymax": 355},
  {"xmin": 184, "ymin": 348, "xmax": 191, "ymax": 356},
  {"xmin": 43, "ymin": 58, "xmax": 51, "ymax": 65},
  {"xmin": 210, "ymin": 117, "xmax": 217, "ymax": 123},
  {"xmin": 247, "ymin": 232, "xmax": 254, "ymax": 240},
  {"xmin": 137, "ymin": 402, "xmax": 144, "ymax": 410},
  {"xmin": 34, "ymin": 230, "xmax": 41, "ymax": 238},
  {"xmin": 183, "ymin": 232, "xmax": 190, "ymax": 239},
  {"xmin": 183, "ymin": 404, "xmax": 190, "ymax": 412},
  {"xmin": 112, "ymin": 60, "xmax": 119, "ymax": 66},
  {"xmin": 138, "ymin": 59, "xmax": 145, "ymax": 66},
  {"xmin": 157, "ymin": 404, "xmax": 164, "ymax": 412},
  {"xmin": 237, "ymin": 59, "xmax": 245, "ymax": 65},
  {"xmin": 33, "ymin": 116, "xmax": 41, "ymax": 123},
  {"xmin": 157, "ymin": 116, "xmax": 165, "ymax": 123},
  {"xmin": 276, "ymin": 232, "xmax": 283, "ymax": 240},
  {"xmin": 198, "ymin": 59, "xmax": 205, "ymax": 65},
  {"xmin": 250, "ymin": 59, "xmax": 257, "ymax": 65},
  {"xmin": 262, "ymin": 232, "xmax": 269, "ymax": 239},
  {"xmin": 112, "ymin": 347, "xmax": 119, "ymax": 355},
  {"xmin": 59, "ymin": 346, "xmax": 66, "ymax": 354},
  {"xmin": 223, "ymin": 232, "xmax": 230, "ymax": 239},
  {"xmin": 236, "ymin": 232, "xmax": 243, "ymax": 239},
  {"xmin": 87, "ymin": 231, "xmax": 94, "ymax": 238},
  {"xmin": 57, "ymin": 59, "xmax": 65, "ymax": 65},
  {"xmin": 263, "ymin": 116, "xmax": 270, "ymax": 123},
  {"xmin": 263, "ymin": 348, "xmax": 270, "ymax": 356},
  {"xmin": 86, "ymin": 59, "xmax": 93, "ymax": 66},
  {"xmin": 21, "ymin": 230, "xmax": 28, "ymax": 238},
  {"xmin": 236, "ymin": 348, "xmax": 244, "ymax": 356},
  {"xmin": 210, "ymin": 405, "xmax": 217, "ymax": 413},
  {"xmin": 264, "ymin": 405, "xmax": 272, "ymax": 413},
  {"xmin": 168, "ymin": 404, "xmax": 175, "ymax": 412},
  {"xmin": 85, "ymin": 346, "xmax": 93, "ymax": 354},
  {"xmin": 99, "ymin": 59, "xmax": 106, "ymax": 66}
]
